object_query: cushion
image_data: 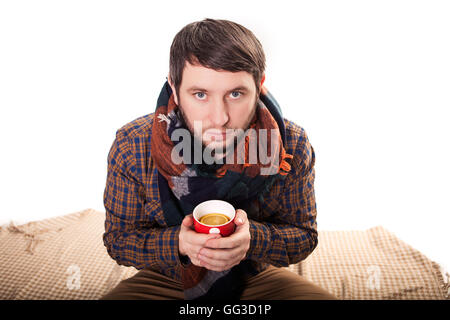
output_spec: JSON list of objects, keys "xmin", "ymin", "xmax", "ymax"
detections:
[
  {"xmin": 0, "ymin": 209, "xmax": 138, "ymax": 299},
  {"xmin": 299, "ymin": 227, "xmax": 450, "ymax": 299},
  {"xmin": 1, "ymin": 209, "xmax": 448, "ymax": 299}
]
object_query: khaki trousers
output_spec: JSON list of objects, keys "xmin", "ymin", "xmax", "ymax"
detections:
[{"xmin": 100, "ymin": 265, "xmax": 338, "ymax": 300}]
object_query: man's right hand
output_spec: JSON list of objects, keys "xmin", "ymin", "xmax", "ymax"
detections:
[{"xmin": 179, "ymin": 214, "xmax": 221, "ymax": 267}]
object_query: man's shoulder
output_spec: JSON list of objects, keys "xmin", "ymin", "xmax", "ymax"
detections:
[
  {"xmin": 283, "ymin": 117, "xmax": 311, "ymax": 150},
  {"xmin": 115, "ymin": 113, "xmax": 155, "ymax": 140},
  {"xmin": 282, "ymin": 118, "xmax": 315, "ymax": 176},
  {"xmin": 283, "ymin": 118, "xmax": 307, "ymax": 139}
]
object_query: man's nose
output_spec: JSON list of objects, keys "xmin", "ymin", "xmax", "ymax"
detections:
[{"xmin": 209, "ymin": 99, "xmax": 229, "ymax": 128}]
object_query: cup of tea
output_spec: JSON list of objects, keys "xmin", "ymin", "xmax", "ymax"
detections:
[{"xmin": 193, "ymin": 200, "xmax": 236, "ymax": 236}]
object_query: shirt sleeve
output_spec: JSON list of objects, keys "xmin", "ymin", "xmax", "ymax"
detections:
[
  {"xmin": 102, "ymin": 129, "xmax": 184, "ymax": 270},
  {"xmin": 245, "ymin": 128, "xmax": 318, "ymax": 267}
]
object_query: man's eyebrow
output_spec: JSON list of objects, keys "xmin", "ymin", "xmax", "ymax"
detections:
[
  {"xmin": 229, "ymin": 86, "xmax": 250, "ymax": 92},
  {"xmin": 186, "ymin": 86, "xmax": 250, "ymax": 92},
  {"xmin": 186, "ymin": 86, "xmax": 208, "ymax": 92}
]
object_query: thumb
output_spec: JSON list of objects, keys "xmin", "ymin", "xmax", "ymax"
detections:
[
  {"xmin": 182, "ymin": 214, "xmax": 194, "ymax": 227},
  {"xmin": 234, "ymin": 209, "xmax": 247, "ymax": 226}
]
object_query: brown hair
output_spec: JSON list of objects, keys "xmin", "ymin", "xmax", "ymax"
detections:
[{"xmin": 169, "ymin": 18, "xmax": 266, "ymax": 97}]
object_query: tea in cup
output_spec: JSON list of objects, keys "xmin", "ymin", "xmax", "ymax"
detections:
[{"xmin": 199, "ymin": 213, "xmax": 230, "ymax": 226}]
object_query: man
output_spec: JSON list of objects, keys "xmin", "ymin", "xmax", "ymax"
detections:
[{"xmin": 100, "ymin": 18, "xmax": 337, "ymax": 300}]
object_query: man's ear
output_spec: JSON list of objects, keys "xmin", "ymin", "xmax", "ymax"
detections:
[
  {"xmin": 167, "ymin": 74, "xmax": 179, "ymax": 105},
  {"xmin": 260, "ymin": 73, "xmax": 266, "ymax": 88}
]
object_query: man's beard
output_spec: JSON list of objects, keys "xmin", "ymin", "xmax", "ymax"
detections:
[{"xmin": 176, "ymin": 99, "xmax": 258, "ymax": 162}]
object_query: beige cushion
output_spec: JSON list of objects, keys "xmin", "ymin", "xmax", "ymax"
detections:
[
  {"xmin": 1, "ymin": 209, "xmax": 448, "ymax": 299},
  {"xmin": 0, "ymin": 209, "xmax": 138, "ymax": 299},
  {"xmin": 299, "ymin": 227, "xmax": 450, "ymax": 299}
]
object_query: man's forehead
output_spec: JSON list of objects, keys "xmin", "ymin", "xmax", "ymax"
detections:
[{"xmin": 180, "ymin": 61, "xmax": 255, "ymax": 92}]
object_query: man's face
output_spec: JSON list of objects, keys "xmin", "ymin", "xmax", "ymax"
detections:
[{"xmin": 168, "ymin": 62, "xmax": 259, "ymax": 154}]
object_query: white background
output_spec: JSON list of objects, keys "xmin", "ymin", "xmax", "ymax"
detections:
[{"xmin": 1, "ymin": 1, "xmax": 449, "ymax": 271}]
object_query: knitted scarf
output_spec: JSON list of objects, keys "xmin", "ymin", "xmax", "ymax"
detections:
[{"xmin": 150, "ymin": 80, "xmax": 293, "ymax": 300}]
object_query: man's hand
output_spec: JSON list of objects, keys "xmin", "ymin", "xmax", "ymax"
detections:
[
  {"xmin": 197, "ymin": 209, "xmax": 251, "ymax": 272},
  {"xmin": 178, "ymin": 214, "xmax": 221, "ymax": 267}
]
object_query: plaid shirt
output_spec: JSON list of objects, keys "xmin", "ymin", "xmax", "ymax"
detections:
[{"xmin": 103, "ymin": 113, "xmax": 317, "ymax": 282}]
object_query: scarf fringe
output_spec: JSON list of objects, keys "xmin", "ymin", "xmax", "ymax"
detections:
[{"xmin": 279, "ymin": 150, "xmax": 294, "ymax": 176}]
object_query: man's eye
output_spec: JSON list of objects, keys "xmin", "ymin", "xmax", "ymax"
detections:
[
  {"xmin": 195, "ymin": 92, "xmax": 206, "ymax": 100},
  {"xmin": 230, "ymin": 91, "xmax": 242, "ymax": 99}
]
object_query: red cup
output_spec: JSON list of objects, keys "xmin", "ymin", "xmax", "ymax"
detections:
[{"xmin": 193, "ymin": 200, "xmax": 236, "ymax": 237}]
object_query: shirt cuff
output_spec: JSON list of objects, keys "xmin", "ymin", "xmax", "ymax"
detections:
[
  {"xmin": 245, "ymin": 219, "xmax": 271, "ymax": 261},
  {"xmin": 173, "ymin": 227, "xmax": 192, "ymax": 268},
  {"xmin": 179, "ymin": 254, "xmax": 192, "ymax": 267}
]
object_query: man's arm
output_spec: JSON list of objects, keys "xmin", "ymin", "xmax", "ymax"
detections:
[
  {"xmin": 245, "ymin": 128, "xmax": 318, "ymax": 267},
  {"xmin": 102, "ymin": 129, "xmax": 183, "ymax": 270},
  {"xmin": 199, "ymin": 128, "xmax": 318, "ymax": 270}
]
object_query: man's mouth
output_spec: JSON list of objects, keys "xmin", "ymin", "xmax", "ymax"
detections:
[{"xmin": 204, "ymin": 130, "xmax": 232, "ymax": 141}]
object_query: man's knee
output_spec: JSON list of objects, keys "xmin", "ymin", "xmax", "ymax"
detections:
[
  {"xmin": 242, "ymin": 266, "xmax": 338, "ymax": 300},
  {"xmin": 276, "ymin": 269, "xmax": 338, "ymax": 299}
]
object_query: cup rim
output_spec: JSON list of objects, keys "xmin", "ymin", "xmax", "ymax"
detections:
[{"xmin": 193, "ymin": 200, "xmax": 235, "ymax": 227}]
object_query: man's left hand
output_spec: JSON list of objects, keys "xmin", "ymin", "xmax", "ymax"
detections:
[{"xmin": 197, "ymin": 209, "xmax": 251, "ymax": 272}]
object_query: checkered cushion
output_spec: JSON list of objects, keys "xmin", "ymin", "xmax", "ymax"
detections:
[
  {"xmin": 299, "ymin": 227, "xmax": 450, "ymax": 299},
  {"xmin": 0, "ymin": 209, "xmax": 448, "ymax": 299},
  {"xmin": 0, "ymin": 209, "xmax": 138, "ymax": 299}
]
